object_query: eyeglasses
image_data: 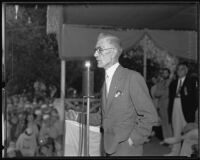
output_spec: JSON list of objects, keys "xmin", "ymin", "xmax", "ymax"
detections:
[{"xmin": 94, "ymin": 47, "xmax": 114, "ymax": 56}]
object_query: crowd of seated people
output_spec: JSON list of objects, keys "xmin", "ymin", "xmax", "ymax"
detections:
[{"xmin": 5, "ymin": 82, "xmax": 64, "ymax": 157}]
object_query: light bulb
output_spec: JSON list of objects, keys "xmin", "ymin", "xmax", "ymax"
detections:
[
  {"xmin": 15, "ymin": 5, "xmax": 19, "ymax": 20},
  {"xmin": 85, "ymin": 61, "xmax": 91, "ymax": 68},
  {"xmin": 28, "ymin": 17, "xmax": 31, "ymax": 24}
]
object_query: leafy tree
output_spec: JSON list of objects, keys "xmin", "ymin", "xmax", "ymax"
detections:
[
  {"xmin": 5, "ymin": 4, "xmax": 106, "ymax": 97},
  {"xmin": 5, "ymin": 4, "xmax": 61, "ymax": 96}
]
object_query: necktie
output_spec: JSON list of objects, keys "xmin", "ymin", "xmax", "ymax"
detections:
[{"xmin": 176, "ymin": 79, "xmax": 182, "ymax": 96}]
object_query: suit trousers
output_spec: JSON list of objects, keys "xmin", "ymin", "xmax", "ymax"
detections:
[
  {"xmin": 171, "ymin": 98, "xmax": 187, "ymax": 155},
  {"xmin": 159, "ymin": 99, "xmax": 172, "ymax": 139}
]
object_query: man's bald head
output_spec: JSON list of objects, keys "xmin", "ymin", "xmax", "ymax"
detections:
[
  {"xmin": 94, "ymin": 33, "xmax": 123, "ymax": 69},
  {"xmin": 97, "ymin": 33, "xmax": 123, "ymax": 54}
]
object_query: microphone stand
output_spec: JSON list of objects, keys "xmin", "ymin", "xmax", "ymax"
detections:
[
  {"xmin": 82, "ymin": 95, "xmax": 94, "ymax": 156},
  {"xmin": 86, "ymin": 95, "xmax": 90, "ymax": 156},
  {"xmin": 2, "ymin": 89, "xmax": 6, "ymax": 158}
]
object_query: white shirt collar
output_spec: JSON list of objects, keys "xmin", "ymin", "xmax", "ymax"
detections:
[{"xmin": 105, "ymin": 62, "xmax": 119, "ymax": 78}]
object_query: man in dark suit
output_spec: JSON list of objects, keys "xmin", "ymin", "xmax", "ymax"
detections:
[
  {"xmin": 165, "ymin": 62, "xmax": 198, "ymax": 156},
  {"xmin": 90, "ymin": 33, "xmax": 158, "ymax": 156}
]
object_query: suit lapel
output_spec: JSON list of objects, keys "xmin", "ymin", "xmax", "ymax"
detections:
[
  {"xmin": 105, "ymin": 65, "xmax": 124, "ymax": 115},
  {"xmin": 180, "ymin": 76, "xmax": 188, "ymax": 94},
  {"xmin": 181, "ymin": 76, "xmax": 188, "ymax": 88},
  {"xmin": 174, "ymin": 79, "xmax": 179, "ymax": 94}
]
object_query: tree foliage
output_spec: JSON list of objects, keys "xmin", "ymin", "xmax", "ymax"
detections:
[
  {"xmin": 5, "ymin": 4, "xmax": 105, "ymax": 96},
  {"xmin": 5, "ymin": 4, "xmax": 61, "ymax": 96}
]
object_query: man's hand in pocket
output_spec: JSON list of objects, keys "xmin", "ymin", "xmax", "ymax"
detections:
[{"xmin": 128, "ymin": 138, "xmax": 133, "ymax": 146}]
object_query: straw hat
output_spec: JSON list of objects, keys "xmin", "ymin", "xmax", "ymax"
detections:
[
  {"xmin": 41, "ymin": 104, "xmax": 48, "ymax": 109},
  {"xmin": 35, "ymin": 109, "xmax": 42, "ymax": 115},
  {"xmin": 43, "ymin": 114, "xmax": 50, "ymax": 120},
  {"xmin": 24, "ymin": 104, "xmax": 31, "ymax": 108},
  {"xmin": 49, "ymin": 103, "xmax": 54, "ymax": 107}
]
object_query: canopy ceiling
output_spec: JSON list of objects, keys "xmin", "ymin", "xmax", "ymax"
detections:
[
  {"xmin": 59, "ymin": 24, "xmax": 197, "ymax": 60},
  {"xmin": 62, "ymin": 4, "xmax": 197, "ymax": 31},
  {"xmin": 46, "ymin": 4, "xmax": 198, "ymax": 61}
]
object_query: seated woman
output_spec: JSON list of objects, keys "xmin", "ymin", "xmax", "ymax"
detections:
[{"xmin": 162, "ymin": 109, "xmax": 198, "ymax": 157}]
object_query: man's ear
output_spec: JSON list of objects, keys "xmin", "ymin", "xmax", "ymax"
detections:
[{"xmin": 111, "ymin": 51, "xmax": 117, "ymax": 60}]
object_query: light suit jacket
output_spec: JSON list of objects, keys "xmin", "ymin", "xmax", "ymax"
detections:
[{"xmin": 90, "ymin": 65, "xmax": 158, "ymax": 155}]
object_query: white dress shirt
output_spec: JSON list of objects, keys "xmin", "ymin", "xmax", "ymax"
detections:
[{"xmin": 105, "ymin": 62, "xmax": 119, "ymax": 94}]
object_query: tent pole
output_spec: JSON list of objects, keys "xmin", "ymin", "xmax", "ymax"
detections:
[
  {"xmin": 61, "ymin": 59, "xmax": 66, "ymax": 156},
  {"xmin": 2, "ymin": 3, "xmax": 5, "ymax": 83},
  {"xmin": 2, "ymin": 3, "xmax": 6, "ymax": 158},
  {"xmin": 143, "ymin": 45, "xmax": 147, "ymax": 81}
]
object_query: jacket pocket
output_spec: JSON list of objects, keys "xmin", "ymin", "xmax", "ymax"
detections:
[{"xmin": 104, "ymin": 132, "xmax": 119, "ymax": 154}]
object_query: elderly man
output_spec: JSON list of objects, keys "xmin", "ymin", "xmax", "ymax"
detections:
[{"xmin": 88, "ymin": 33, "xmax": 158, "ymax": 156}]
